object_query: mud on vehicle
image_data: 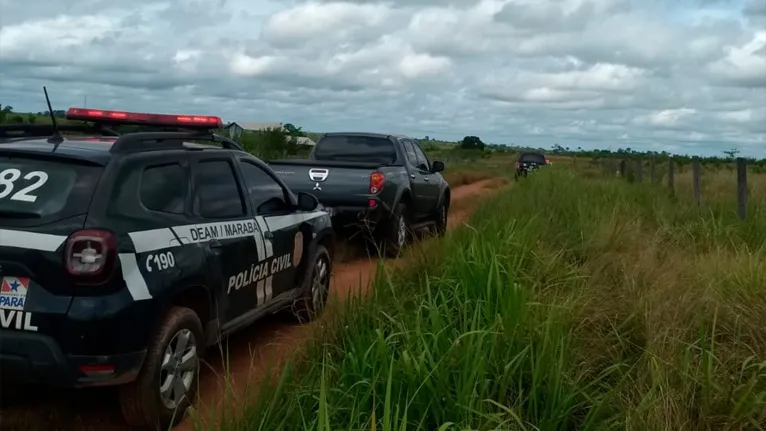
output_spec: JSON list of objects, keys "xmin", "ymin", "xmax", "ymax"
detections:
[{"xmin": 0, "ymin": 107, "xmax": 334, "ymax": 429}]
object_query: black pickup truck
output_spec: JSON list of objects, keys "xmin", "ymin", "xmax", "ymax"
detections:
[
  {"xmin": 514, "ymin": 151, "xmax": 550, "ymax": 180},
  {"xmin": 270, "ymin": 132, "xmax": 450, "ymax": 256}
]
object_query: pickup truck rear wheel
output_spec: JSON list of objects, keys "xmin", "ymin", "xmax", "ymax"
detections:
[
  {"xmin": 119, "ymin": 306, "xmax": 204, "ymax": 429},
  {"xmin": 433, "ymin": 200, "xmax": 448, "ymax": 237},
  {"xmin": 381, "ymin": 202, "xmax": 411, "ymax": 257}
]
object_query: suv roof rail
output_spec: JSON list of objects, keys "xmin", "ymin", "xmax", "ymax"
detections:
[
  {"xmin": 109, "ymin": 131, "xmax": 245, "ymax": 154},
  {"xmin": 0, "ymin": 123, "xmax": 120, "ymax": 139}
]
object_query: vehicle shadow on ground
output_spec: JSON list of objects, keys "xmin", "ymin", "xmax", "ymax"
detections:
[
  {"xmin": 0, "ymin": 312, "xmax": 302, "ymax": 431},
  {"xmin": 0, "ymin": 235, "xmax": 373, "ymax": 431}
]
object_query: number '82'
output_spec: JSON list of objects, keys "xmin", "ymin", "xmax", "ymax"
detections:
[{"xmin": 0, "ymin": 168, "xmax": 50, "ymax": 203}]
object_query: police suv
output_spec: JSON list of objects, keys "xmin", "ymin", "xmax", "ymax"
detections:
[{"xmin": 0, "ymin": 108, "xmax": 334, "ymax": 428}]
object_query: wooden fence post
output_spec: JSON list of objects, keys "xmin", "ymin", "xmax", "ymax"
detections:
[
  {"xmin": 692, "ymin": 159, "xmax": 702, "ymax": 206},
  {"xmin": 668, "ymin": 159, "xmax": 675, "ymax": 195},
  {"xmin": 635, "ymin": 159, "xmax": 643, "ymax": 183},
  {"xmin": 619, "ymin": 159, "xmax": 627, "ymax": 178},
  {"xmin": 736, "ymin": 157, "xmax": 747, "ymax": 220},
  {"xmin": 650, "ymin": 159, "xmax": 656, "ymax": 184}
]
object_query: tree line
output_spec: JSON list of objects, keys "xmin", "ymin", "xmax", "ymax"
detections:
[{"xmin": 2, "ymin": 103, "xmax": 762, "ymax": 165}]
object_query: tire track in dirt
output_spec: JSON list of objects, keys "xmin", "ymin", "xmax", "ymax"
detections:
[{"xmin": 0, "ymin": 178, "xmax": 509, "ymax": 431}]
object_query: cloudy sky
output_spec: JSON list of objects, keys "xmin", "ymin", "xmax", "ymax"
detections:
[{"xmin": 0, "ymin": 0, "xmax": 764, "ymax": 156}]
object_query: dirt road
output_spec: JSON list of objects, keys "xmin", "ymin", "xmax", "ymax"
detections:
[{"xmin": 0, "ymin": 178, "xmax": 508, "ymax": 431}]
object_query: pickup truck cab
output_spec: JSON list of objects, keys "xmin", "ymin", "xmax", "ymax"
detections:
[{"xmin": 270, "ymin": 132, "xmax": 449, "ymax": 256}]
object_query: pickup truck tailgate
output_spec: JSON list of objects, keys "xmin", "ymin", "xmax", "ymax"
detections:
[{"xmin": 269, "ymin": 160, "xmax": 377, "ymax": 208}]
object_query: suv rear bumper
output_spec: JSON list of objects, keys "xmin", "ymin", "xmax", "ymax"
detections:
[{"xmin": 0, "ymin": 330, "xmax": 145, "ymax": 388}]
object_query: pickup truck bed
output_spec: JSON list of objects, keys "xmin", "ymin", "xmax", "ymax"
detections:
[
  {"xmin": 270, "ymin": 159, "xmax": 391, "ymax": 213},
  {"xmin": 269, "ymin": 132, "xmax": 450, "ymax": 256}
]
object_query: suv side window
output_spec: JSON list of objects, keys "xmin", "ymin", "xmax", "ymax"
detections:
[
  {"xmin": 238, "ymin": 160, "xmax": 291, "ymax": 215},
  {"xmin": 140, "ymin": 163, "xmax": 186, "ymax": 214},
  {"xmin": 411, "ymin": 142, "xmax": 431, "ymax": 171},
  {"xmin": 194, "ymin": 159, "xmax": 246, "ymax": 218},
  {"xmin": 402, "ymin": 140, "xmax": 419, "ymax": 167}
]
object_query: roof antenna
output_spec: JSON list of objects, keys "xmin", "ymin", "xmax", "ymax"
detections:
[{"xmin": 43, "ymin": 86, "xmax": 64, "ymax": 148}]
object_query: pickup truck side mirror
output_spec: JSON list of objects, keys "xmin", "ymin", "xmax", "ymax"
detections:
[
  {"xmin": 431, "ymin": 160, "xmax": 445, "ymax": 173},
  {"xmin": 296, "ymin": 192, "xmax": 319, "ymax": 211}
]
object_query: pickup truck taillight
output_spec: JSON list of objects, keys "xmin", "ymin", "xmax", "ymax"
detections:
[
  {"xmin": 369, "ymin": 172, "xmax": 385, "ymax": 194},
  {"xmin": 65, "ymin": 229, "xmax": 117, "ymax": 283}
]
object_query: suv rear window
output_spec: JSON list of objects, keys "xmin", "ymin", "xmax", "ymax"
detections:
[
  {"xmin": 0, "ymin": 157, "xmax": 102, "ymax": 221},
  {"xmin": 313, "ymin": 135, "xmax": 396, "ymax": 164},
  {"xmin": 518, "ymin": 153, "xmax": 546, "ymax": 164}
]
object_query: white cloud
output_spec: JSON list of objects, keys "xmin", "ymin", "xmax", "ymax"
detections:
[
  {"xmin": 0, "ymin": 0, "xmax": 764, "ymax": 157},
  {"xmin": 648, "ymin": 108, "xmax": 697, "ymax": 127},
  {"xmin": 708, "ymin": 31, "xmax": 766, "ymax": 87},
  {"xmin": 261, "ymin": 1, "xmax": 392, "ymax": 48},
  {"xmin": 0, "ymin": 14, "xmax": 118, "ymax": 54}
]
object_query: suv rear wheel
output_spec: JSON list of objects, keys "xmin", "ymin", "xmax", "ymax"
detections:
[
  {"xmin": 285, "ymin": 244, "xmax": 332, "ymax": 323},
  {"xmin": 119, "ymin": 306, "xmax": 204, "ymax": 429}
]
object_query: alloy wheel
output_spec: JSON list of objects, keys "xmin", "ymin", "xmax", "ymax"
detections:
[{"xmin": 158, "ymin": 329, "xmax": 198, "ymax": 410}]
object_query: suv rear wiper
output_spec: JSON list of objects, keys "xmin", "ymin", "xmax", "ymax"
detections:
[{"xmin": 0, "ymin": 210, "xmax": 41, "ymax": 219}]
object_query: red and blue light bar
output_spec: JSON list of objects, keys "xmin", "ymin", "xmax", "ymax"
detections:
[{"xmin": 66, "ymin": 107, "xmax": 223, "ymax": 129}]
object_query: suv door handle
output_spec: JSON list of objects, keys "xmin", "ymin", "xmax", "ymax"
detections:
[
  {"xmin": 210, "ymin": 239, "xmax": 223, "ymax": 249},
  {"xmin": 263, "ymin": 231, "xmax": 274, "ymax": 240},
  {"xmin": 423, "ymin": 176, "xmax": 430, "ymax": 181},
  {"xmin": 409, "ymin": 174, "xmax": 416, "ymax": 179}
]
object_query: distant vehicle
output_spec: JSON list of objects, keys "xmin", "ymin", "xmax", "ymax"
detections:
[
  {"xmin": 269, "ymin": 132, "xmax": 450, "ymax": 257},
  {"xmin": 0, "ymin": 108, "xmax": 334, "ymax": 429},
  {"xmin": 514, "ymin": 151, "xmax": 550, "ymax": 180}
]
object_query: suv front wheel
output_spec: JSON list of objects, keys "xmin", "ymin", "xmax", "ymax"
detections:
[{"xmin": 119, "ymin": 306, "xmax": 204, "ymax": 429}]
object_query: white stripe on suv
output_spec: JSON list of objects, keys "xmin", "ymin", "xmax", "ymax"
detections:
[{"xmin": 0, "ymin": 210, "xmax": 329, "ymax": 303}]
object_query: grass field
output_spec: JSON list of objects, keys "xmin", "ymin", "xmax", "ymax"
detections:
[
  {"xmin": 3, "ymin": 109, "xmax": 764, "ymax": 429},
  {"xmin": 190, "ymin": 160, "xmax": 765, "ymax": 430}
]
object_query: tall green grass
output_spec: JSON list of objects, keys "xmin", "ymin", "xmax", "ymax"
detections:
[{"xmin": 211, "ymin": 167, "xmax": 766, "ymax": 431}]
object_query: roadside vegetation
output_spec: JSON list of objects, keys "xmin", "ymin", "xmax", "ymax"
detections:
[{"xmin": 201, "ymin": 162, "xmax": 765, "ymax": 431}]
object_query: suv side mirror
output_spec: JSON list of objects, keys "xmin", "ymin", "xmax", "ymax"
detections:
[
  {"xmin": 296, "ymin": 192, "xmax": 319, "ymax": 211},
  {"xmin": 431, "ymin": 160, "xmax": 445, "ymax": 173}
]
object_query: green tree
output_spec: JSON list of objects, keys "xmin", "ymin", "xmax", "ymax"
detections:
[
  {"xmin": 723, "ymin": 148, "xmax": 740, "ymax": 159},
  {"xmin": 283, "ymin": 123, "xmax": 306, "ymax": 137},
  {"xmin": 239, "ymin": 127, "xmax": 299, "ymax": 161},
  {"xmin": 459, "ymin": 135, "xmax": 485, "ymax": 151}
]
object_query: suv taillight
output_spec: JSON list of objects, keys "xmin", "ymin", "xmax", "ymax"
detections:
[
  {"xmin": 546, "ymin": 159, "xmax": 551, "ymax": 164},
  {"xmin": 516, "ymin": 162, "xmax": 521, "ymax": 168},
  {"xmin": 65, "ymin": 229, "xmax": 117, "ymax": 283},
  {"xmin": 369, "ymin": 172, "xmax": 385, "ymax": 194}
]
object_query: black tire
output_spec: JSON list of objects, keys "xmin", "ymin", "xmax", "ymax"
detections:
[
  {"xmin": 119, "ymin": 306, "xmax": 204, "ymax": 429},
  {"xmin": 285, "ymin": 244, "xmax": 332, "ymax": 324},
  {"xmin": 381, "ymin": 202, "xmax": 411, "ymax": 258},
  {"xmin": 433, "ymin": 199, "xmax": 448, "ymax": 237}
]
